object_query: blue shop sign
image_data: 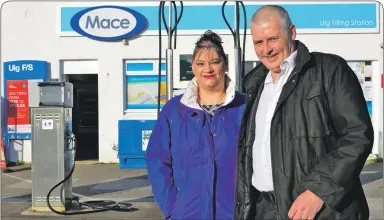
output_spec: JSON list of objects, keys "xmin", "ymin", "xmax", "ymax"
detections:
[
  {"xmin": 4, "ymin": 60, "xmax": 48, "ymax": 79},
  {"xmin": 70, "ymin": 5, "xmax": 148, "ymax": 41},
  {"xmin": 61, "ymin": 3, "xmax": 378, "ymax": 35}
]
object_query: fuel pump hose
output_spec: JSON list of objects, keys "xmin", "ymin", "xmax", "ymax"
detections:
[
  {"xmin": 222, "ymin": 1, "xmax": 247, "ymax": 92},
  {"xmin": 157, "ymin": 1, "xmax": 183, "ymax": 116},
  {"xmin": 46, "ymin": 135, "xmax": 135, "ymax": 215}
]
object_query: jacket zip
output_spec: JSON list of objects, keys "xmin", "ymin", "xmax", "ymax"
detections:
[
  {"xmin": 206, "ymin": 109, "xmax": 217, "ymax": 220},
  {"xmin": 269, "ymin": 71, "xmax": 298, "ymax": 218},
  {"xmin": 286, "ymin": 70, "xmax": 298, "ymax": 83}
]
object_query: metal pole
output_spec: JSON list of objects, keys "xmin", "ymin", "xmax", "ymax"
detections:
[
  {"xmin": 234, "ymin": 48, "xmax": 241, "ymax": 91},
  {"xmin": 378, "ymin": 44, "xmax": 384, "ymax": 216},
  {"xmin": 234, "ymin": 2, "xmax": 241, "ymax": 91},
  {"xmin": 166, "ymin": 49, "xmax": 173, "ymax": 101},
  {"xmin": 168, "ymin": 1, "xmax": 172, "ymax": 49},
  {"xmin": 166, "ymin": 1, "xmax": 173, "ymax": 101},
  {"xmin": 234, "ymin": 2, "xmax": 239, "ymax": 48}
]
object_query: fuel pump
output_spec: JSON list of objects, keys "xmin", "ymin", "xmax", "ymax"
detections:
[
  {"xmin": 30, "ymin": 81, "xmax": 134, "ymax": 215},
  {"xmin": 31, "ymin": 81, "xmax": 75, "ymax": 212},
  {"xmin": 222, "ymin": 1, "xmax": 247, "ymax": 92},
  {"xmin": 157, "ymin": 1, "xmax": 184, "ymax": 116},
  {"xmin": 156, "ymin": 1, "xmax": 247, "ymax": 114}
]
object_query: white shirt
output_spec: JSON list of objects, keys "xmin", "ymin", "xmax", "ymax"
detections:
[{"xmin": 252, "ymin": 51, "xmax": 298, "ymax": 191}]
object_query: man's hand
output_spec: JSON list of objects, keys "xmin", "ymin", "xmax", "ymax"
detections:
[{"xmin": 288, "ymin": 190, "xmax": 324, "ymax": 220}]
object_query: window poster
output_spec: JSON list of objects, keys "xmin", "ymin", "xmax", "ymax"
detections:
[
  {"xmin": 126, "ymin": 61, "xmax": 166, "ymax": 109},
  {"xmin": 347, "ymin": 61, "xmax": 372, "ymax": 102},
  {"xmin": 6, "ymin": 80, "xmax": 31, "ymax": 136},
  {"xmin": 347, "ymin": 61, "xmax": 372, "ymax": 117},
  {"xmin": 142, "ymin": 130, "xmax": 152, "ymax": 151}
]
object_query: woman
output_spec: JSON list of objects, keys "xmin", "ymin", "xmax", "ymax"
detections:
[{"xmin": 145, "ymin": 30, "xmax": 245, "ymax": 220}]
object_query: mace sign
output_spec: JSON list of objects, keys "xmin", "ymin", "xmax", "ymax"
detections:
[{"xmin": 70, "ymin": 5, "xmax": 148, "ymax": 41}]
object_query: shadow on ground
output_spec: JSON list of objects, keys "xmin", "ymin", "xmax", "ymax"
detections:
[
  {"xmin": 361, "ymin": 163, "xmax": 383, "ymax": 185},
  {"xmin": 2, "ymin": 174, "xmax": 155, "ymax": 203}
]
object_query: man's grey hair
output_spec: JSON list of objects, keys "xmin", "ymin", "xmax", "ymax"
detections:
[{"xmin": 251, "ymin": 5, "xmax": 293, "ymax": 32}]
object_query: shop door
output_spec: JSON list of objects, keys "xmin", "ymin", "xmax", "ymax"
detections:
[{"xmin": 67, "ymin": 74, "xmax": 99, "ymax": 160}]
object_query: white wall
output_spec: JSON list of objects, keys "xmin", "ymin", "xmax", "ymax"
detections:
[{"xmin": 1, "ymin": 2, "xmax": 383, "ymax": 162}]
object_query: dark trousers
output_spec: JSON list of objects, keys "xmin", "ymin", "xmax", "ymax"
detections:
[{"xmin": 250, "ymin": 186, "xmax": 280, "ymax": 220}]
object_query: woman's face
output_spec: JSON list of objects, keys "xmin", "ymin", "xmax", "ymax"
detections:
[{"xmin": 192, "ymin": 48, "xmax": 226, "ymax": 90}]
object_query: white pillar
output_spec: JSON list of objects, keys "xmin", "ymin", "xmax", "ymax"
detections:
[{"xmin": 371, "ymin": 61, "xmax": 382, "ymax": 156}]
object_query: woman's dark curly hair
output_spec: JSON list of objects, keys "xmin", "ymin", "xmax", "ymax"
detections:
[{"xmin": 192, "ymin": 30, "xmax": 228, "ymax": 66}]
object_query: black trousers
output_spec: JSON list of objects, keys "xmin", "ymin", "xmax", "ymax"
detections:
[{"xmin": 250, "ymin": 186, "xmax": 280, "ymax": 220}]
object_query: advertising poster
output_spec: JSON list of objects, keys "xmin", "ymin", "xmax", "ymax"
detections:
[
  {"xmin": 366, "ymin": 101, "xmax": 372, "ymax": 118},
  {"xmin": 142, "ymin": 130, "xmax": 152, "ymax": 151},
  {"xmin": 6, "ymin": 80, "xmax": 31, "ymax": 136},
  {"xmin": 347, "ymin": 61, "xmax": 372, "ymax": 117},
  {"xmin": 347, "ymin": 61, "xmax": 372, "ymax": 101},
  {"xmin": 348, "ymin": 62, "xmax": 365, "ymax": 83},
  {"xmin": 3, "ymin": 60, "xmax": 48, "ymax": 140},
  {"xmin": 126, "ymin": 75, "xmax": 166, "ymax": 109}
]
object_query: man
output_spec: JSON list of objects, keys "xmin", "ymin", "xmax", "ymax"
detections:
[{"xmin": 234, "ymin": 5, "xmax": 373, "ymax": 220}]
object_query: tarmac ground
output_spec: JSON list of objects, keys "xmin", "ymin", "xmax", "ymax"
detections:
[{"xmin": 1, "ymin": 162, "xmax": 384, "ymax": 219}]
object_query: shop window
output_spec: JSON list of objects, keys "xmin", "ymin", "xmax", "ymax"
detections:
[
  {"xmin": 243, "ymin": 61, "xmax": 260, "ymax": 76},
  {"xmin": 347, "ymin": 61, "xmax": 372, "ymax": 117},
  {"xmin": 347, "ymin": 61, "xmax": 372, "ymax": 100},
  {"xmin": 126, "ymin": 62, "xmax": 154, "ymax": 72},
  {"xmin": 125, "ymin": 60, "xmax": 166, "ymax": 111},
  {"xmin": 180, "ymin": 55, "xmax": 194, "ymax": 82}
]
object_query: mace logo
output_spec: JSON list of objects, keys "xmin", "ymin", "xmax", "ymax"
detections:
[{"xmin": 70, "ymin": 5, "xmax": 148, "ymax": 41}]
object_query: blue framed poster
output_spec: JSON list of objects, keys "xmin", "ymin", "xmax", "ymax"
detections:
[{"xmin": 2, "ymin": 60, "xmax": 49, "ymax": 140}]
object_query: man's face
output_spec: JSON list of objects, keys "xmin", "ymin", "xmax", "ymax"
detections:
[{"xmin": 250, "ymin": 16, "xmax": 296, "ymax": 73}]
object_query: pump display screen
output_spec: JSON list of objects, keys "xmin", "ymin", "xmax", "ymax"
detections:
[{"xmin": 180, "ymin": 55, "xmax": 194, "ymax": 81}]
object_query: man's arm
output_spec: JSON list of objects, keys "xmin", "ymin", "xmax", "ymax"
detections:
[
  {"xmin": 299, "ymin": 57, "xmax": 374, "ymax": 208},
  {"xmin": 145, "ymin": 110, "xmax": 177, "ymax": 219}
]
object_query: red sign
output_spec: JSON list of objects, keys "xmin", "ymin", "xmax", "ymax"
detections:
[
  {"xmin": 1, "ymin": 133, "xmax": 6, "ymax": 169},
  {"xmin": 7, "ymin": 80, "xmax": 29, "ymax": 127},
  {"xmin": 382, "ymin": 74, "xmax": 384, "ymax": 88}
]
